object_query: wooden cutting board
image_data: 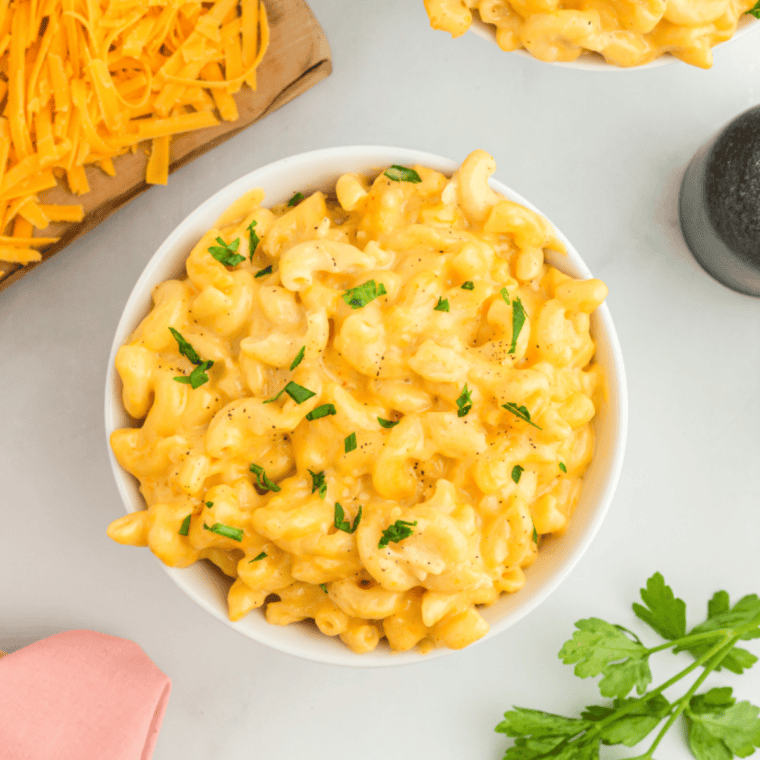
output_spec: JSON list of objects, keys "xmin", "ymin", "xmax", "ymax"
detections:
[{"xmin": 0, "ymin": 0, "xmax": 332, "ymax": 293}]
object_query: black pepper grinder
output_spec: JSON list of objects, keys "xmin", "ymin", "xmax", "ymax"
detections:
[{"xmin": 679, "ymin": 105, "xmax": 760, "ymax": 298}]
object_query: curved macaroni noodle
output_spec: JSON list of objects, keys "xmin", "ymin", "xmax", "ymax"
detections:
[
  {"xmin": 108, "ymin": 150, "xmax": 607, "ymax": 654},
  {"xmin": 424, "ymin": 0, "xmax": 757, "ymax": 68}
]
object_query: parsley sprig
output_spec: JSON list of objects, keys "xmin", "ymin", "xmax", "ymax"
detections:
[
  {"xmin": 747, "ymin": 1, "xmax": 760, "ymax": 18},
  {"xmin": 333, "ymin": 503, "xmax": 362, "ymax": 533},
  {"xmin": 169, "ymin": 328, "xmax": 214, "ymax": 389},
  {"xmin": 456, "ymin": 383, "xmax": 472, "ymax": 417},
  {"xmin": 378, "ymin": 519, "xmax": 417, "ymax": 549},
  {"xmin": 342, "ymin": 280, "xmax": 387, "ymax": 310},
  {"xmin": 247, "ymin": 220, "xmax": 260, "ymax": 261},
  {"xmin": 208, "ymin": 236, "xmax": 245, "ymax": 267},
  {"xmin": 496, "ymin": 572, "xmax": 760, "ymax": 760}
]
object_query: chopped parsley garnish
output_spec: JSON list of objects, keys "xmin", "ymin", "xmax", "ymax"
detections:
[
  {"xmin": 342, "ymin": 279, "xmax": 387, "ymax": 310},
  {"xmin": 434, "ymin": 296, "xmax": 450, "ymax": 312},
  {"xmin": 320, "ymin": 583, "xmax": 328, "ymax": 593},
  {"xmin": 203, "ymin": 522, "xmax": 243, "ymax": 542},
  {"xmin": 208, "ymin": 236, "xmax": 245, "ymax": 267},
  {"xmin": 168, "ymin": 327, "xmax": 202, "ymax": 365},
  {"xmin": 344, "ymin": 432, "xmax": 357, "ymax": 453},
  {"xmin": 250, "ymin": 551, "xmax": 267, "ymax": 562},
  {"xmin": 378, "ymin": 519, "xmax": 418, "ymax": 549},
  {"xmin": 461, "ymin": 281, "xmax": 475, "ymax": 290},
  {"xmin": 263, "ymin": 381, "xmax": 317, "ymax": 405},
  {"xmin": 288, "ymin": 192, "xmax": 305, "ymax": 206},
  {"xmin": 308, "ymin": 469, "xmax": 327, "ymax": 499},
  {"xmin": 205, "ymin": 501, "xmax": 214, "ymax": 508},
  {"xmin": 334, "ymin": 503, "xmax": 362, "ymax": 533},
  {"xmin": 305, "ymin": 403, "xmax": 337, "ymax": 421},
  {"xmin": 249, "ymin": 463, "xmax": 281, "ymax": 492},
  {"xmin": 500, "ymin": 286, "xmax": 511, "ymax": 306},
  {"xmin": 179, "ymin": 514, "xmax": 191, "ymax": 536},
  {"xmin": 508, "ymin": 296, "xmax": 526, "ymax": 354},
  {"xmin": 511, "ymin": 465, "xmax": 524, "ymax": 484},
  {"xmin": 255, "ymin": 264, "xmax": 272, "ymax": 278},
  {"xmin": 378, "ymin": 417, "xmax": 399, "ymax": 428},
  {"xmin": 532, "ymin": 522, "xmax": 538, "ymax": 543},
  {"xmin": 247, "ymin": 220, "xmax": 259, "ymax": 261},
  {"xmin": 173, "ymin": 360, "xmax": 214, "ymax": 389},
  {"xmin": 559, "ymin": 462, "xmax": 567, "ymax": 473},
  {"xmin": 502, "ymin": 402, "xmax": 542, "ymax": 430},
  {"xmin": 384, "ymin": 165, "xmax": 422, "ymax": 183},
  {"xmin": 289, "ymin": 346, "xmax": 306, "ymax": 371},
  {"xmin": 748, "ymin": 1, "xmax": 760, "ymax": 17},
  {"xmin": 456, "ymin": 383, "xmax": 472, "ymax": 418}
]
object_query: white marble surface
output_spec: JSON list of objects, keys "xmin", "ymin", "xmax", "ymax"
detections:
[{"xmin": 2, "ymin": 2, "xmax": 760, "ymax": 758}]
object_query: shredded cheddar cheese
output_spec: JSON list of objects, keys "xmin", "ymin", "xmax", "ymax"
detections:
[{"xmin": 0, "ymin": 0, "xmax": 270, "ymax": 275}]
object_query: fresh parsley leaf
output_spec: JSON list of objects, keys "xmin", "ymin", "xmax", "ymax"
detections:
[
  {"xmin": 686, "ymin": 689, "xmax": 760, "ymax": 759},
  {"xmin": 384, "ymin": 165, "xmax": 422, "ymax": 183},
  {"xmin": 168, "ymin": 327, "xmax": 202, "ymax": 365},
  {"xmin": 179, "ymin": 514, "xmax": 191, "ymax": 536},
  {"xmin": 747, "ymin": 1, "xmax": 760, "ymax": 18},
  {"xmin": 434, "ymin": 296, "xmax": 450, "ymax": 312},
  {"xmin": 305, "ymin": 403, "xmax": 336, "ymax": 421},
  {"xmin": 500, "ymin": 286, "xmax": 511, "ymax": 305},
  {"xmin": 208, "ymin": 236, "xmax": 245, "ymax": 267},
  {"xmin": 205, "ymin": 501, "xmax": 213, "ymax": 508},
  {"xmin": 509, "ymin": 296, "xmax": 526, "ymax": 354},
  {"xmin": 456, "ymin": 383, "xmax": 473, "ymax": 417},
  {"xmin": 344, "ymin": 432, "xmax": 357, "ymax": 453},
  {"xmin": 255, "ymin": 264, "xmax": 272, "ymax": 278},
  {"xmin": 503, "ymin": 402, "xmax": 542, "ymax": 430},
  {"xmin": 582, "ymin": 695, "xmax": 670, "ymax": 747},
  {"xmin": 342, "ymin": 280, "xmax": 387, "ymax": 309},
  {"xmin": 512, "ymin": 465, "xmax": 524, "ymax": 484},
  {"xmin": 250, "ymin": 551, "xmax": 267, "ymax": 562},
  {"xmin": 334, "ymin": 503, "xmax": 362, "ymax": 533},
  {"xmin": 249, "ymin": 463, "xmax": 281, "ymax": 493},
  {"xmin": 263, "ymin": 381, "xmax": 316, "ymax": 405},
  {"xmin": 203, "ymin": 522, "xmax": 243, "ymax": 541},
  {"xmin": 173, "ymin": 360, "xmax": 214, "ymax": 389},
  {"xmin": 632, "ymin": 572, "xmax": 687, "ymax": 641},
  {"xmin": 247, "ymin": 220, "xmax": 259, "ymax": 261},
  {"xmin": 288, "ymin": 192, "xmax": 305, "ymax": 206},
  {"xmin": 378, "ymin": 519, "xmax": 417, "ymax": 549},
  {"xmin": 560, "ymin": 462, "xmax": 567, "ymax": 473},
  {"xmin": 378, "ymin": 417, "xmax": 399, "ymax": 428},
  {"xmin": 308, "ymin": 469, "xmax": 327, "ymax": 499},
  {"xmin": 559, "ymin": 618, "xmax": 652, "ymax": 698},
  {"xmin": 496, "ymin": 706, "xmax": 589, "ymax": 739},
  {"xmin": 290, "ymin": 346, "xmax": 306, "ymax": 371},
  {"xmin": 461, "ymin": 281, "xmax": 475, "ymax": 290},
  {"xmin": 320, "ymin": 583, "xmax": 328, "ymax": 593}
]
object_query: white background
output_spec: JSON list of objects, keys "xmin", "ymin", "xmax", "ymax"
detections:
[{"xmin": 2, "ymin": 2, "xmax": 760, "ymax": 758}]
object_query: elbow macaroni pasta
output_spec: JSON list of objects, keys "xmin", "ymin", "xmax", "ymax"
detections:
[
  {"xmin": 108, "ymin": 150, "xmax": 608, "ymax": 654},
  {"xmin": 424, "ymin": 0, "xmax": 757, "ymax": 68}
]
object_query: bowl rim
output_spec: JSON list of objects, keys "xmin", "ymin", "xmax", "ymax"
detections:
[
  {"xmin": 105, "ymin": 145, "xmax": 628, "ymax": 667},
  {"xmin": 469, "ymin": 12, "xmax": 758, "ymax": 71}
]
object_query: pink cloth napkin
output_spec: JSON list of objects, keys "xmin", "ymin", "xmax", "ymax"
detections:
[{"xmin": 0, "ymin": 630, "xmax": 171, "ymax": 760}]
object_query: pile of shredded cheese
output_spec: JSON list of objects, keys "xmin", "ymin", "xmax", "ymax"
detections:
[{"xmin": 0, "ymin": 0, "xmax": 269, "ymax": 269}]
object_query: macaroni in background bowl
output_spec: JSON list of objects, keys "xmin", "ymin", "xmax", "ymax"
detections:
[{"xmin": 105, "ymin": 146, "xmax": 627, "ymax": 667}]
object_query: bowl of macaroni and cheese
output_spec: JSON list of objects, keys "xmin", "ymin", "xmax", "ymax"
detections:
[
  {"xmin": 105, "ymin": 147, "xmax": 627, "ymax": 666},
  {"xmin": 424, "ymin": 0, "xmax": 759, "ymax": 69}
]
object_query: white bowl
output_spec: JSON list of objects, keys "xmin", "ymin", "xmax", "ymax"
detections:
[
  {"xmin": 469, "ymin": 13, "xmax": 758, "ymax": 71},
  {"xmin": 105, "ymin": 146, "xmax": 628, "ymax": 667}
]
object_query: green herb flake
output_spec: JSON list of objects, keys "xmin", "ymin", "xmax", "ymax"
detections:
[
  {"xmin": 168, "ymin": 327, "xmax": 202, "ymax": 365},
  {"xmin": 456, "ymin": 383, "xmax": 472, "ymax": 418},
  {"xmin": 342, "ymin": 279, "xmax": 387, "ymax": 310},
  {"xmin": 333, "ymin": 503, "xmax": 362, "ymax": 534},
  {"xmin": 508, "ymin": 296, "xmax": 526, "ymax": 354},
  {"xmin": 250, "ymin": 551, "xmax": 267, "ymax": 562},
  {"xmin": 532, "ymin": 523, "xmax": 538, "ymax": 543},
  {"xmin": 205, "ymin": 501, "xmax": 214, "ymax": 508},
  {"xmin": 434, "ymin": 296, "xmax": 450, "ymax": 312},
  {"xmin": 461, "ymin": 281, "xmax": 475, "ymax": 290},
  {"xmin": 502, "ymin": 401, "xmax": 542, "ymax": 430},
  {"xmin": 500, "ymin": 286, "xmax": 510, "ymax": 306},
  {"xmin": 247, "ymin": 220, "xmax": 260, "ymax": 261},
  {"xmin": 178, "ymin": 514, "xmax": 191, "ymax": 536},
  {"xmin": 559, "ymin": 462, "xmax": 567, "ymax": 473},
  {"xmin": 308, "ymin": 469, "xmax": 327, "ymax": 499},
  {"xmin": 384, "ymin": 165, "xmax": 422, "ymax": 183},
  {"xmin": 378, "ymin": 417, "xmax": 399, "ymax": 428},
  {"xmin": 203, "ymin": 522, "xmax": 243, "ymax": 542},
  {"xmin": 208, "ymin": 236, "xmax": 245, "ymax": 267},
  {"xmin": 173, "ymin": 359, "xmax": 214, "ymax": 389},
  {"xmin": 288, "ymin": 192, "xmax": 305, "ymax": 206},
  {"xmin": 748, "ymin": 1, "xmax": 760, "ymax": 18},
  {"xmin": 249, "ymin": 463, "xmax": 281, "ymax": 493},
  {"xmin": 263, "ymin": 381, "xmax": 316, "ymax": 405},
  {"xmin": 254, "ymin": 264, "xmax": 272, "ymax": 278},
  {"xmin": 344, "ymin": 432, "xmax": 357, "ymax": 453},
  {"xmin": 511, "ymin": 465, "xmax": 524, "ymax": 484},
  {"xmin": 378, "ymin": 519, "xmax": 418, "ymax": 549},
  {"xmin": 305, "ymin": 403, "xmax": 337, "ymax": 421},
  {"xmin": 320, "ymin": 583, "xmax": 328, "ymax": 593},
  {"xmin": 289, "ymin": 346, "xmax": 306, "ymax": 371}
]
